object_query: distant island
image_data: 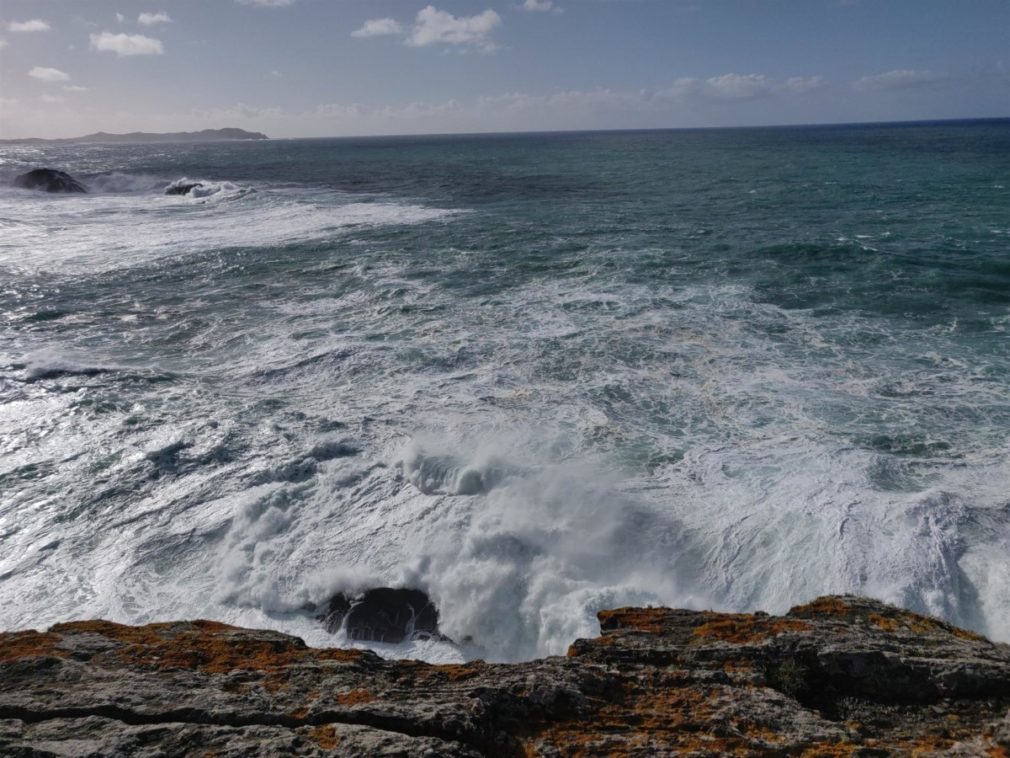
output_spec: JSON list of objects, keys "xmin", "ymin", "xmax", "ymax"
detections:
[{"xmin": 1, "ymin": 128, "xmax": 268, "ymax": 145}]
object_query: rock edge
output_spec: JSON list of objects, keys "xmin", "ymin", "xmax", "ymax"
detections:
[{"xmin": 2, "ymin": 595, "xmax": 1008, "ymax": 756}]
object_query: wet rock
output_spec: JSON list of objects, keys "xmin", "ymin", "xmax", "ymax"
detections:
[
  {"xmin": 13, "ymin": 168, "xmax": 87, "ymax": 193},
  {"xmin": 319, "ymin": 588, "xmax": 442, "ymax": 642},
  {"xmin": 1, "ymin": 596, "xmax": 1009, "ymax": 756},
  {"xmin": 165, "ymin": 181, "xmax": 204, "ymax": 196}
]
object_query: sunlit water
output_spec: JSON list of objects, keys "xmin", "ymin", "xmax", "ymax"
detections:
[{"xmin": 1, "ymin": 122, "xmax": 1009, "ymax": 662}]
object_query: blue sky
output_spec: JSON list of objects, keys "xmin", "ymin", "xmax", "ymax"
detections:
[{"xmin": 0, "ymin": 0, "xmax": 1007, "ymax": 138}]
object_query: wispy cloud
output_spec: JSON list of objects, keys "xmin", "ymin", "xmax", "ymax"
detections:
[
  {"xmin": 0, "ymin": 39, "xmax": 7, "ymax": 50},
  {"xmin": 854, "ymin": 69, "xmax": 941, "ymax": 91},
  {"xmin": 407, "ymin": 6, "xmax": 502, "ymax": 51},
  {"xmin": 311, "ymin": 71, "xmax": 833, "ymax": 130},
  {"xmin": 704, "ymin": 73, "xmax": 772, "ymax": 100},
  {"xmin": 521, "ymin": 0, "xmax": 558, "ymax": 12},
  {"xmin": 9, "ymin": 19, "xmax": 51, "ymax": 33},
  {"xmin": 90, "ymin": 31, "xmax": 164, "ymax": 57},
  {"xmin": 64, "ymin": 85, "xmax": 89, "ymax": 93},
  {"xmin": 41, "ymin": 94, "xmax": 65, "ymax": 104},
  {"xmin": 191, "ymin": 102, "xmax": 283, "ymax": 121},
  {"xmin": 782, "ymin": 76, "xmax": 827, "ymax": 94},
  {"xmin": 116, "ymin": 13, "xmax": 125, "ymax": 24},
  {"xmin": 29, "ymin": 66, "xmax": 70, "ymax": 82},
  {"xmin": 138, "ymin": 12, "xmax": 172, "ymax": 27},
  {"xmin": 352, "ymin": 18, "xmax": 404, "ymax": 39}
]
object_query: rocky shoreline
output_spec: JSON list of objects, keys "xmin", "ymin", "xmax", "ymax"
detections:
[{"xmin": 2, "ymin": 595, "xmax": 1009, "ymax": 756}]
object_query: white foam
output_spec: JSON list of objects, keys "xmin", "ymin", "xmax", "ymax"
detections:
[
  {"xmin": 87, "ymin": 172, "xmax": 165, "ymax": 194},
  {"xmin": 0, "ymin": 182, "xmax": 460, "ymax": 274},
  {"xmin": 14, "ymin": 347, "xmax": 119, "ymax": 381},
  {"xmin": 2, "ymin": 183, "xmax": 1009, "ymax": 665}
]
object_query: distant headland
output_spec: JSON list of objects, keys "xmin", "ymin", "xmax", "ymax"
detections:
[{"xmin": 1, "ymin": 128, "xmax": 268, "ymax": 145}]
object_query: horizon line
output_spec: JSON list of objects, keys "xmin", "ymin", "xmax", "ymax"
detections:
[{"xmin": 3, "ymin": 114, "xmax": 1008, "ymax": 144}]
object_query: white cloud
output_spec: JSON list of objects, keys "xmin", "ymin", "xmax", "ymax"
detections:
[
  {"xmin": 783, "ymin": 76, "xmax": 827, "ymax": 94},
  {"xmin": 704, "ymin": 73, "xmax": 772, "ymax": 100},
  {"xmin": 309, "ymin": 72, "xmax": 826, "ymax": 132},
  {"xmin": 29, "ymin": 66, "xmax": 70, "ymax": 82},
  {"xmin": 0, "ymin": 69, "xmax": 855, "ymax": 141},
  {"xmin": 9, "ymin": 19, "xmax": 51, "ymax": 33},
  {"xmin": 138, "ymin": 12, "xmax": 172, "ymax": 27},
  {"xmin": 854, "ymin": 69, "xmax": 941, "ymax": 91},
  {"xmin": 236, "ymin": 0, "xmax": 296, "ymax": 6},
  {"xmin": 90, "ymin": 32, "xmax": 164, "ymax": 56},
  {"xmin": 352, "ymin": 18, "xmax": 404, "ymax": 38},
  {"xmin": 41, "ymin": 94, "xmax": 65, "ymax": 104},
  {"xmin": 0, "ymin": 39, "xmax": 7, "ymax": 50},
  {"xmin": 116, "ymin": 13, "xmax": 125, "ymax": 24},
  {"xmin": 191, "ymin": 102, "xmax": 282, "ymax": 121},
  {"xmin": 64, "ymin": 85, "xmax": 89, "ymax": 93},
  {"xmin": 407, "ymin": 6, "xmax": 502, "ymax": 51},
  {"xmin": 521, "ymin": 0, "xmax": 557, "ymax": 11}
]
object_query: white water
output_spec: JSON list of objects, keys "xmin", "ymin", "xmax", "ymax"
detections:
[
  {"xmin": 2, "ymin": 165, "xmax": 1009, "ymax": 664},
  {"xmin": 0, "ymin": 178, "xmax": 458, "ymax": 275}
]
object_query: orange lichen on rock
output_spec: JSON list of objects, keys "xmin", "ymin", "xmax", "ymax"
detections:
[
  {"xmin": 868, "ymin": 612, "xmax": 901, "ymax": 632},
  {"xmin": 288, "ymin": 690, "xmax": 321, "ymax": 719},
  {"xmin": 433, "ymin": 663, "xmax": 487, "ymax": 682},
  {"xmin": 335, "ymin": 688, "xmax": 375, "ymax": 706},
  {"xmin": 866, "ymin": 610, "xmax": 987, "ymax": 642},
  {"xmin": 50, "ymin": 619, "xmax": 235, "ymax": 636},
  {"xmin": 722, "ymin": 659, "xmax": 757, "ymax": 674},
  {"xmin": 2, "ymin": 596, "xmax": 1008, "ymax": 757},
  {"xmin": 788, "ymin": 597, "xmax": 988, "ymax": 644},
  {"xmin": 788, "ymin": 596, "xmax": 859, "ymax": 618},
  {"xmin": 308, "ymin": 725, "xmax": 340, "ymax": 750},
  {"xmin": 799, "ymin": 743, "xmax": 860, "ymax": 757},
  {"xmin": 692, "ymin": 615, "xmax": 810, "ymax": 644},
  {"xmin": 597, "ymin": 607, "xmax": 670, "ymax": 634},
  {"xmin": 522, "ymin": 675, "xmax": 745, "ymax": 757},
  {"xmin": 0, "ymin": 630, "xmax": 69, "ymax": 663},
  {"xmin": 901, "ymin": 614, "xmax": 988, "ymax": 643},
  {"xmin": 48, "ymin": 619, "xmax": 365, "ymax": 674}
]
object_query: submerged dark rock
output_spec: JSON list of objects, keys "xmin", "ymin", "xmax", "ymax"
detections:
[
  {"xmin": 13, "ymin": 168, "xmax": 87, "ymax": 193},
  {"xmin": 319, "ymin": 587, "xmax": 442, "ymax": 642},
  {"xmin": 1, "ymin": 596, "xmax": 1009, "ymax": 755},
  {"xmin": 165, "ymin": 181, "xmax": 204, "ymax": 196}
]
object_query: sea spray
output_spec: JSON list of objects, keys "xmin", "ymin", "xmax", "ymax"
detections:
[{"xmin": 2, "ymin": 124, "xmax": 1010, "ymax": 661}]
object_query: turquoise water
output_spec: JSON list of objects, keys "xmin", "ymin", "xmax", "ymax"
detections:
[{"xmin": 1, "ymin": 120, "xmax": 1009, "ymax": 660}]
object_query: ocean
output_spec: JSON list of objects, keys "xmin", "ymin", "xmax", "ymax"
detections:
[{"xmin": 1, "ymin": 120, "xmax": 1009, "ymax": 663}]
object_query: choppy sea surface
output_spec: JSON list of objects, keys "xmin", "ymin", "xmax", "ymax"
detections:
[{"xmin": 1, "ymin": 121, "xmax": 1009, "ymax": 662}]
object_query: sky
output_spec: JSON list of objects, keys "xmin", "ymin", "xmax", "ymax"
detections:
[{"xmin": 0, "ymin": 0, "xmax": 1007, "ymax": 139}]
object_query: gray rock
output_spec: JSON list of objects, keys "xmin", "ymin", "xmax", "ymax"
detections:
[
  {"xmin": 318, "ymin": 588, "xmax": 443, "ymax": 642},
  {"xmin": 164, "ymin": 181, "xmax": 203, "ymax": 196},
  {"xmin": 1, "ymin": 597, "xmax": 1008, "ymax": 755},
  {"xmin": 13, "ymin": 169, "xmax": 87, "ymax": 193}
]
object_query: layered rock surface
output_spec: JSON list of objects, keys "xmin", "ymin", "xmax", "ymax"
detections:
[{"xmin": 1, "ymin": 595, "xmax": 1008, "ymax": 756}]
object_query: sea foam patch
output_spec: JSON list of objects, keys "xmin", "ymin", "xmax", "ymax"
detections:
[{"xmin": 0, "ymin": 180, "xmax": 461, "ymax": 274}]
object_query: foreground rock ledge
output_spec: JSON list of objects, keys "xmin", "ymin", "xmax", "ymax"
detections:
[{"xmin": 2, "ymin": 596, "xmax": 1008, "ymax": 757}]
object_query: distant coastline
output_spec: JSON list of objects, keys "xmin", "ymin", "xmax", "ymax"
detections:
[
  {"xmin": 1, "ymin": 117, "xmax": 1006, "ymax": 146},
  {"xmin": 0, "ymin": 128, "xmax": 268, "ymax": 145}
]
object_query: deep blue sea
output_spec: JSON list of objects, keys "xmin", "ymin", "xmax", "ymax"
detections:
[{"xmin": 1, "ymin": 120, "xmax": 1009, "ymax": 661}]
